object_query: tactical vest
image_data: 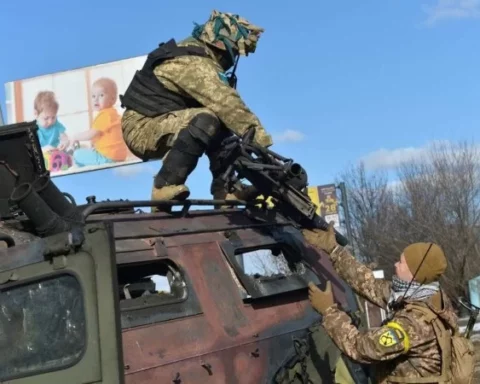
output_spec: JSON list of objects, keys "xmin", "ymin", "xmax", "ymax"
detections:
[{"xmin": 120, "ymin": 39, "xmax": 209, "ymax": 118}]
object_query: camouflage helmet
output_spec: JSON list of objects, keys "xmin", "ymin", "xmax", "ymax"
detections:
[{"xmin": 192, "ymin": 10, "xmax": 264, "ymax": 59}]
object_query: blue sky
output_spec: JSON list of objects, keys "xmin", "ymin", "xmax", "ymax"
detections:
[{"xmin": 1, "ymin": 0, "xmax": 479, "ymax": 205}]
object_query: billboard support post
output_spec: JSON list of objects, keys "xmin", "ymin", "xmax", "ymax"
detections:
[
  {"xmin": 337, "ymin": 182, "xmax": 354, "ymax": 249},
  {"xmin": 0, "ymin": 105, "xmax": 4, "ymax": 126}
]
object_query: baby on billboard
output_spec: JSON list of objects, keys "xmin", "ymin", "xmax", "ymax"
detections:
[
  {"xmin": 34, "ymin": 91, "xmax": 72, "ymax": 172},
  {"xmin": 70, "ymin": 77, "xmax": 128, "ymax": 167}
]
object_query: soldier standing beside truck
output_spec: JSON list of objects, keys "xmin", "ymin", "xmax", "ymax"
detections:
[{"xmin": 301, "ymin": 223, "xmax": 474, "ymax": 383}]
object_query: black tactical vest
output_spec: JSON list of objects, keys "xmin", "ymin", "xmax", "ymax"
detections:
[{"xmin": 120, "ymin": 39, "xmax": 209, "ymax": 118}]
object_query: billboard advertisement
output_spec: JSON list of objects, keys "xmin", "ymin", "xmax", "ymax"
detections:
[
  {"xmin": 307, "ymin": 184, "xmax": 340, "ymax": 228},
  {"xmin": 255, "ymin": 184, "xmax": 341, "ymax": 229},
  {"xmin": 4, "ymin": 54, "xmax": 149, "ymax": 177}
]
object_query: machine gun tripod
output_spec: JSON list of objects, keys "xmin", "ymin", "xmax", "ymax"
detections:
[{"xmin": 217, "ymin": 128, "xmax": 349, "ymax": 247}]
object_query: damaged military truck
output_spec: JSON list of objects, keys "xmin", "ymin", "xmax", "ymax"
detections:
[{"xmin": 0, "ymin": 121, "xmax": 370, "ymax": 383}]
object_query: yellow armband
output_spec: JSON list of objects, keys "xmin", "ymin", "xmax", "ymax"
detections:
[{"xmin": 385, "ymin": 321, "xmax": 410, "ymax": 352}]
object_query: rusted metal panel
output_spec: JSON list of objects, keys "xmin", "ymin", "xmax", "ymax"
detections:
[
  {"xmin": 120, "ymin": 231, "xmax": 348, "ymax": 383},
  {"xmin": 85, "ymin": 207, "xmax": 359, "ymax": 382},
  {"xmin": 104, "ymin": 210, "xmax": 292, "ymax": 266},
  {"xmin": 115, "ymin": 239, "xmax": 155, "ymax": 253},
  {"xmin": 88, "ymin": 209, "xmax": 290, "ymax": 240},
  {"xmin": 124, "ymin": 341, "xmax": 275, "ymax": 384}
]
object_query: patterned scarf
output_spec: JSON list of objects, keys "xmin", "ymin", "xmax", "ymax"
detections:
[{"xmin": 387, "ymin": 275, "xmax": 440, "ymax": 310}]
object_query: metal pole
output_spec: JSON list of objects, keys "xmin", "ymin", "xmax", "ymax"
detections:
[
  {"xmin": 0, "ymin": 105, "xmax": 4, "ymax": 126},
  {"xmin": 337, "ymin": 182, "xmax": 354, "ymax": 248}
]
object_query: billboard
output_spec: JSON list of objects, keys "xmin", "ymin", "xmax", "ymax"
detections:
[
  {"xmin": 307, "ymin": 184, "xmax": 340, "ymax": 228},
  {"xmin": 4, "ymin": 54, "xmax": 149, "ymax": 177}
]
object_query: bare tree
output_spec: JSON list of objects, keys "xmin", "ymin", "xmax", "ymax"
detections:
[
  {"xmin": 338, "ymin": 162, "xmax": 401, "ymax": 272},
  {"xmin": 339, "ymin": 141, "xmax": 480, "ymax": 304}
]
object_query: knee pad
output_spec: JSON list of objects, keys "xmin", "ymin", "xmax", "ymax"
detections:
[
  {"xmin": 187, "ymin": 113, "xmax": 221, "ymax": 146},
  {"xmin": 173, "ymin": 113, "xmax": 221, "ymax": 157}
]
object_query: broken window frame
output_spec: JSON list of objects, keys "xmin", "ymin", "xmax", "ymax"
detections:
[
  {"xmin": 220, "ymin": 236, "xmax": 321, "ymax": 301},
  {"xmin": 117, "ymin": 258, "xmax": 203, "ymax": 330}
]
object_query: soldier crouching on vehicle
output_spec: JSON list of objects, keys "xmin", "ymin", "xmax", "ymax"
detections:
[
  {"xmin": 120, "ymin": 10, "xmax": 273, "ymax": 210},
  {"xmin": 302, "ymin": 223, "xmax": 459, "ymax": 383}
]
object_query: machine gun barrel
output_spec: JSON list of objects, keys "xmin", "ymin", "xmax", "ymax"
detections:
[
  {"xmin": 219, "ymin": 128, "xmax": 349, "ymax": 247},
  {"xmin": 286, "ymin": 163, "xmax": 303, "ymax": 177}
]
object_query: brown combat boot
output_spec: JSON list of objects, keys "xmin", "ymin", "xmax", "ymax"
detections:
[{"xmin": 151, "ymin": 184, "xmax": 190, "ymax": 213}]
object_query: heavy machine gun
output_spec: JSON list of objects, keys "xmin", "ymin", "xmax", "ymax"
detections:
[{"xmin": 218, "ymin": 127, "xmax": 349, "ymax": 246}]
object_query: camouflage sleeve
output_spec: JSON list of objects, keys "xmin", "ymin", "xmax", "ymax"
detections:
[
  {"xmin": 155, "ymin": 56, "xmax": 273, "ymax": 147},
  {"xmin": 321, "ymin": 304, "xmax": 411, "ymax": 364},
  {"xmin": 330, "ymin": 247, "xmax": 391, "ymax": 309}
]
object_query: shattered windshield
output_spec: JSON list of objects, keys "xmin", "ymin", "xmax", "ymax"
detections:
[{"xmin": 0, "ymin": 274, "xmax": 86, "ymax": 380}]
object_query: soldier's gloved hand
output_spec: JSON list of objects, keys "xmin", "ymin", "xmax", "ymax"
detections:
[
  {"xmin": 308, "ymin": 281, "xmax": 335, "ymax": 315},
  {"xmin": 254, "ymin": 132, "xmax": 273, "ymax": 147},
  {"xmin": 301, "ymin": 222, "xmax": 338, "ymax": 254}
]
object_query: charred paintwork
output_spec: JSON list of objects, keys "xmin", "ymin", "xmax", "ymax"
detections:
[{"xmin": 83, "ymin": 205, "xmax": 358, "ymax": 383}]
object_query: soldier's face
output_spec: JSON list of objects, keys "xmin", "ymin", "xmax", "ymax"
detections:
[{"xmin": 395, "ymin": 254, "xmax": 414, "ymax": 281}]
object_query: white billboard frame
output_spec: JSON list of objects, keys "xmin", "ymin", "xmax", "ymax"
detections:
[{"xmin": 4, "ymin": 54, "xmax": 149, "ymax": 178}]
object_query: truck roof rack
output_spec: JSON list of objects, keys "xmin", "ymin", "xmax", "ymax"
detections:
[{"xmin": 80, "ymin": 198, "xmax": 264, "ymax": 219}]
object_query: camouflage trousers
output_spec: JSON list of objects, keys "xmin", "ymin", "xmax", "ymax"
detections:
[{"xmin": 121, "ymin": 107, "xmax": 218, "ymax": 161}]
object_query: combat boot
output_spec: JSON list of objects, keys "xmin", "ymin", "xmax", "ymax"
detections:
[
  {"xmin": 152, "ymin": 113, "xmax": 225, "ymax": 213},
  {"xmin": 151, "ymin": 184, "xmax": 190, "ymax": 213}
]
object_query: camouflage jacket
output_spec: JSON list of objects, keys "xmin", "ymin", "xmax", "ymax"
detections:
[
  {"xmin": 321, "ymin": 246, "xmax": 458, "ymax": 383},
  {"xmin": 150, "ymin": 37, "xmax": 272, "ymax": 147}
]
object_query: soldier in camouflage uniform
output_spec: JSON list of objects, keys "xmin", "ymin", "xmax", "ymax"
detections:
[
  {"xmin": 120, "ymin": 10, "xmax": 272, "ymax": 207},
  {"xmin": 302, "ymin": 223, "xmax": 459, "ymax": 383}
]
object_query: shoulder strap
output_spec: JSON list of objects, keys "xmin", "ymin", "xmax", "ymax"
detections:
[
  {"xmin": 159, "ymin": 38, "xmax": 208, "ymax": 58},
  {"xmin": 145, "ymin": 38, "xmax": 208, "ymax": 70},
  {"xmin": 405, "ymin": 302, "xmax": 438, "ymax": 322}
]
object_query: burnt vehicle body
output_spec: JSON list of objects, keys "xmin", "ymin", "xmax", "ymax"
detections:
[{"xmin": 0, "ymin": 122, "xmax": 368, "ymax": 383}]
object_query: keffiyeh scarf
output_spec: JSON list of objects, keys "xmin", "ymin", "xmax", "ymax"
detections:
[{"xmin": 387, "ymin": 275, "xmax": 440, "ymax": 311}]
